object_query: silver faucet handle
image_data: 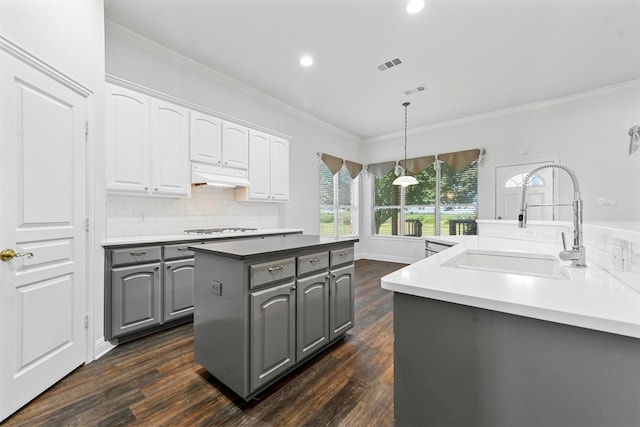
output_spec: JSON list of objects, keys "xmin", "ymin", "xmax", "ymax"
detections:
[{"xmin": 561, "ymin": 232, "xmax": 568, "ymax": 251}]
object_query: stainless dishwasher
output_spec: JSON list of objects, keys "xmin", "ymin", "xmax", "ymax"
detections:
[{"xmin": 425, "ymin": 239, "xmax": 455, "ymax": 257}]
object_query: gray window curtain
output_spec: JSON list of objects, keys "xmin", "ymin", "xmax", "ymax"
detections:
[{"xmin": 367, "ymin": 161, "xmax": 396, "ymax": 178}]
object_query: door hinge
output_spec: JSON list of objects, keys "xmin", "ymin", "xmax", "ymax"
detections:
[
  {"xmin": 85, "ymin": 121, "xmax": 89, "ymax": 141},
  {"xmin": 84, "ymin": 314, "xmax": 90, "ymax": 329},
  {"xmin": 85, "ymin": 217, "xmax": 89, "ymax": 232}
]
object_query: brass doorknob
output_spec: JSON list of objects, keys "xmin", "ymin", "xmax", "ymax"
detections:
[{"xmin": 0, "ymin": 248, "xmax": 34, "ymax": 262}]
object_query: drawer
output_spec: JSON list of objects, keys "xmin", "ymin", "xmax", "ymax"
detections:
[
  {"xmin": 330, "ymin": 247, "xmax": 354, "ymax": 267},
  {"xmin": 111, "ymin": 246, "xmax": 161, "ymax": 267},
  {"xmin": 297, "ymin": 251, "xmax": 329, "ymax": 276},
  {"xmin": 250, "ymin": 257, "xmax": 296, "ymax": 288},
  {"xmin": 164, "ymin": 242, "xmax": 201, "ymax": 260}
]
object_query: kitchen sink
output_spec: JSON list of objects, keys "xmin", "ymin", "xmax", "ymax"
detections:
[{"xmin": 442, "ymin": 249, "xmax": 570, "ymax": 280}]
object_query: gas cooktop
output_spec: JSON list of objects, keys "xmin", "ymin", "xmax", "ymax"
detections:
[{"xmin": 184, "ymin": 227, "xmax": 258, "ymax": 235}]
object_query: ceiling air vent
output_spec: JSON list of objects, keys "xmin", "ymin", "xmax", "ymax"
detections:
[
  {"xmin": 404, "ymin": 85, "xmax": 426, "ymax": 96},
  {"xmin": 377, "ymin": 57, "xmax": 403, "ymax": 71}
]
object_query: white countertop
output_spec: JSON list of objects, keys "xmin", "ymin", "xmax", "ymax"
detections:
[
  {"xmin": 381, "ymin": 236, "xmax": 640, "ymax": 339},
  {"xmin": 102, "ymin": 228, "xmax": 304, "ymax": 247}
]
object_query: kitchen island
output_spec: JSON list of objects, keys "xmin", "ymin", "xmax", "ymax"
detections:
[
  {"xmin": 382, "ymin": 236, "xmax": 640, "ymax": 427},
  {"xmin": 190, "ymin": 235, "xmax": 358, "ymax": 400}
]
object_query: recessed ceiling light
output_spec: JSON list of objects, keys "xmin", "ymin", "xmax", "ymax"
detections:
[
  {"xmin": 406, "ymin": 0, "xmax": 425, "ymax": 14},
  {"xmin": 300, "ymin": 55, "xmax": 313, "ymax": 67}
]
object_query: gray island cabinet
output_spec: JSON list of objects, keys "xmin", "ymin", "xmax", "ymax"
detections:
[{"xmin": 191, "ymin": 235, "xmax": 357, "ymax": 400}]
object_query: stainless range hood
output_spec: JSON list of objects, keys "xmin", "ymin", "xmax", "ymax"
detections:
[{"xmin": 191, "ymin": 162, "xmax": 250, "ymax": 187}]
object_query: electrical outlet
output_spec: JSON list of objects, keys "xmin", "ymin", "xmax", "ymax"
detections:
[
  {"xmin": 596, "ymin": 197, "xmax": 617, "ymax": 206},
  {"xmin": 611, "ymin": 245, "xmax": 624, "ymax": 271}
]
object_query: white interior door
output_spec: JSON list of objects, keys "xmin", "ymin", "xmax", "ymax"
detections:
[
  {"xmin": 0, "ymin": 50, "xmax": 87, "ymax": 421},
  {"xmin": 495, "ymin": 162, "xmax": 554, "ymax": 220}
]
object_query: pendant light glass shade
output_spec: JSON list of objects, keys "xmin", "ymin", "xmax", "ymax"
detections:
[
  {"xmin": 392, "ymin": 175, "xmax": 419, "ymax": 187},
  {"xmin": 393, "ymin": 102, "xmax": 418, "ymax": 187}
]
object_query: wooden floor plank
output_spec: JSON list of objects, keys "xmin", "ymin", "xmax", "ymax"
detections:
[{"xmin": 3, "ymin": 259, "xmax": 405, "ymax": 427}]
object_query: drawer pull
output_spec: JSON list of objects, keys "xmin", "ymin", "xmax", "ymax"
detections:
[
  {"xmin": 338, "ymin": 252, "xmax": 348, "ymax": 256},
  {"xmin": 268, "ymin": 265, "xmax": 284, "ymax": 272},
  {"xmin": 177, "ymin": 247, "xmax": 189, "ymax": 252},
  {"xmin": 309, "ymin": 257, "xmax": 320, "ymax": 264},
  {"xmin": 130, "ymin": 251, "xmax": 147, "ymax": 256}
]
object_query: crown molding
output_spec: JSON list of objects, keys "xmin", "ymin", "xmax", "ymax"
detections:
[
  {"xmin": 105, "ymin": 21, "xmax": 360, "ymax": 142},
  {"xmin": 364, "ymin": 79, "xmax": 640, "ymax": 144},
  {"xmin": 0, "ymin": 35, "xmax": 92, "ymax": 97}
]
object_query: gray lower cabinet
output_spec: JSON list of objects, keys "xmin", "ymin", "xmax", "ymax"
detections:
[
  {"xmin": 296, "ymin": 272, "xmax": 330, "ymax": 361},
  {"xmin": 163, "ymin": 258, "xmax": 195, "ymax": 322},
  {"xmin": 107, "ymin": 243, "xmax": 195, "ymax": 340},
  {"xmin": 329, "ymin": 264, "xmax": 355, "ymax": 341},
  {"xmin": 111, "ymin": 262, "xmax": 162, "ymax": 337},
  {"xmin": 250, "ymin": 280, "xmax": 297, "ymax": 391}
]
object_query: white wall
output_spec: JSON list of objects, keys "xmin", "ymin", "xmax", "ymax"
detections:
[
  {"xmin": 359, "ymin": 82, "xmax": 640, "ymax": 262},
  {"xmin": 105, "ymin": 24, "xmax": 363, "ymax": 237},
  {"xmin": 0, "ymin": 0, "xmax": 106, "ymax": 360}
]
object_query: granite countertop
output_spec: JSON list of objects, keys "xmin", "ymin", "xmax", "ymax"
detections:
[
  {"xmin": 381, "ymin": 236, "xmax": 640, "ymax": 339},
  {"xmin": 101, "ymin": 228, "xmax": 304, "ymax": 247},
  {"xmin": 190, "ymin": 235, "xmax": 359, "ymax": 260}
]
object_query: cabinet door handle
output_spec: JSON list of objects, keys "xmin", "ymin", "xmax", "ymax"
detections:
[
  {"xmin": 268, "ymin": 265, "xmax": 284, "ymax": 272},
  {"xmin": 130, "ymin": 251, "xmax": 147, "ymax": 256},
  {"xmin": 166, "ymin": 265, "xmax": 171, "ymax": 270},
  {"xmin": 154, "ymin": 266, "xmax": 159, "ymax": 271},
  {"xmin": 291, "ymin": 285, "xmax": 297, "ymax": 291},
  {"xmin": 309, "ymin": 257, "xmax": 320, "ymax": 264}
]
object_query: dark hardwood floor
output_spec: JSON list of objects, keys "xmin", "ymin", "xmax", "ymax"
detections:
[{"xmin": 4, "ymin": 259, "xmax": 405, "ymax": 427}]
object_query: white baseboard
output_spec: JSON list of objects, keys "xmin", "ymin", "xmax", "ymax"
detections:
[{"xmin": 93, "ymin": 336, "xmax": 116, "ymax": 361}]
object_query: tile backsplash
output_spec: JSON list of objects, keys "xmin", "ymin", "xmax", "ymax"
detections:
[
  {"xmin": 478, "ymin": 220, "xmax": 640, "ymax": 294},
  {"xmin": 106, "ymin": 186, "xmax": 281, "ymax": 237},
  {"xmin": 583, "ymin": 223, "xmax": 640, "ymax": 294}
]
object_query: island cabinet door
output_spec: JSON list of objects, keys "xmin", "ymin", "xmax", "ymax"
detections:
[
  {"xmin": 296, "ymin": 272, "xmax": 330, "ymax": 362},
  {"xmin": 250, "ymin": 281, "xmax": 296, "ymax": 392},
  {"xmin": 329, "ymin": 264, "xmax": 355, "ymax": 341}
]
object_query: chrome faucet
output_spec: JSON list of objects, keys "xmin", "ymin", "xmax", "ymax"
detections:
[{"xmin": 518, "ymin": 164, "xmax": 586, "ymax": 267}]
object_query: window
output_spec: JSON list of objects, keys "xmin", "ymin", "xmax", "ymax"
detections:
[
  {"xmin": 320, "ymin": 163, "xmax": 358, "ymax": 237},
  {"xmin": 373, "ymin": 160, "xmax": 478, "ymax": 237},
  {"xmin": 504, "ymin": 173, "xmax": 545, "ymax": 188}
]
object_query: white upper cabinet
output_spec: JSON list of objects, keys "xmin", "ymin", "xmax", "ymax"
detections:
[
  {"xmin": 150, "ymin": 98, "xmax": 190, "ymax": 196},
  {"xmin": 247, "ymin": 130, "xmax": 271, "ymax": 200},
  {"xmin": 190, "ymin": 111, "xmax": 222, "ymax": 166},
  {"xmin": 238, "ymin": 129, "xmax": 289, "ymax": 202},
  {"xmin": 106, "ymin": 84, "xmax": 150, "ymax": 193},
  {"xmin": 222, "ymin": 121, "xmax": 249, "ymax": 170},
  {"xmin": 270, "ymin": 136, "xmax": 289, "ymax": 201},
  {"xmin": 106, "ymin": 83, "xmax": 190, "ymax": 197}
]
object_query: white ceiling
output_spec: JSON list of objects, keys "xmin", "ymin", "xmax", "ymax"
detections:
[{"xmin": 104, "ymin": 0, "xmax": 640, "ymax": 140}]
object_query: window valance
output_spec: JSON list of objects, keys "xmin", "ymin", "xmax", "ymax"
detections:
[
  {"xmin": 344, "ymin": 160, "xmax": 363, "ymax": 179},
  {"xmin": 399, "ymin": 155, "xmax": 436, "ymax": 175},
  {"xmin": 437, "ymin": 148, "xmax": 481, "ymax": 171},
  {"xmin": 320, "ymin": 153, "xmax": 363, "ymax": 178},
  {"xmin": 366, "ymin": 161, "xmax": 396, "ymax": 178}
]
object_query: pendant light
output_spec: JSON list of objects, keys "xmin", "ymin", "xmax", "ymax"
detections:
[{"xmin": 393, "ymin": 102, "xmax": 419, "ymax": 187}]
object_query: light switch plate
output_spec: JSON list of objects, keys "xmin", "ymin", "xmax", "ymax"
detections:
[{"xmin": 611, "ymin": 245, "xmax": 624, "ymax": 271}]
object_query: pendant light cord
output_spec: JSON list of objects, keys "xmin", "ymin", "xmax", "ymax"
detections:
[{"xmin": 403, "ymin": 101, "xmax": 410, "ymax": 174}]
